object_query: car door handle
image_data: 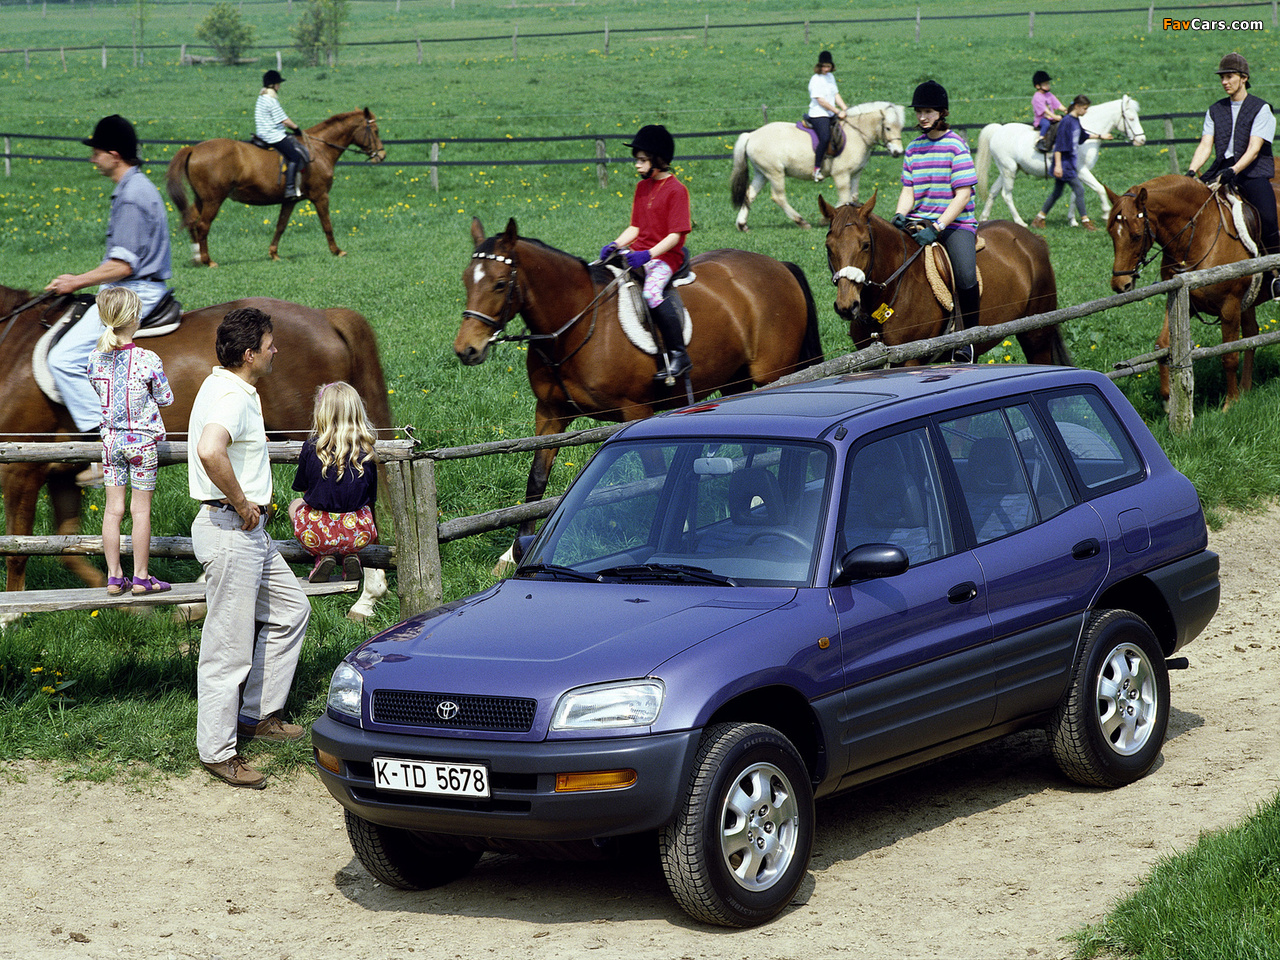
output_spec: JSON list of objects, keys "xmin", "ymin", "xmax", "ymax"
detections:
[
  {"xmin": 948, "ymin": 581, "xmax": 978, "ymax": 604},
  {"xmin": 1072, "ymin": 538, "xmax": 1101, "ymax": 560}
]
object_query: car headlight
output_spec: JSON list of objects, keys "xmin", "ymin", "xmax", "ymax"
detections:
[
  {"xmin": 550, "ymin": 680, "xmax": 664, "ymax": 731},
  {"xmin": 327, "ymin": 661, "xmax": 364, "ymax": 720}
]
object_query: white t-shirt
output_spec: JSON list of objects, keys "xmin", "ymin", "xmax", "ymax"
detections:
[
  {"xmin": 187, "ymin": 366, "xmax": 273, "ymax": 505},
  {"xmin": 808, "ymin": 73, "xmax": 840, "ymax": 118},
  {"xmin": 1202, "ymin": 99, "xmax": 1276, "ymax": 158}
]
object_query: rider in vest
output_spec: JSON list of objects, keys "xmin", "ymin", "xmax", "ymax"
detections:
[
  {"xmin": 600, "ymin": 124, "xmax": 694, "ymax": 382},
  {"xmin": 893, "ymin": 80, "xmax": 981, "ymax": 363},
  {"xmin": 256, "ymin": 69, "xmax": 308, "ymax": 200},
  {"xmin": 1187, "ymin": 53, "xmax": 1280, "ymax": 301}
]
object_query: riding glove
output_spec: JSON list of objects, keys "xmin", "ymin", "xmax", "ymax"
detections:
[
  {"xmin": 1214, "ymin": 169, "xmax": 1237, "ymax": 188},
  {"xmin": 599, "ymin": 242, "xmax": 618, "ymax": 261},
  {"xmin": 890, "ymin": 213, "xmax": 910, "ymax": 230},
  {"xmin": 624, "ymin": 250, "xmax": 652, "ymax": 269},
  {"xmin": 913, "ymin": 224, "xmax": 939, "ymax": 246}
]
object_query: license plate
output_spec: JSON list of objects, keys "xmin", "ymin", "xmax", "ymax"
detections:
[{"xmin": 373, "ymin": 757, "xmax": 490, "ymax": 798}]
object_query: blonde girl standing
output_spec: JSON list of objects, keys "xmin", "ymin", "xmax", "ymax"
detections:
[
  {"xmin": 87, "ymin": 286, "xmax": 175, "ymax": 595},
  {"xmin": 288, "ymin": 382, "xmax": 379, "ymax": 583}
]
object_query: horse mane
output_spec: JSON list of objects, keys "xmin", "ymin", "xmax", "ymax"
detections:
[
  {"xmin": 312, "ymin": 109, "xmax": 370, "ymax": 130},
  {"xmin": 478, "ymin": 233, "xmax": 594, "ymax": 274},
  {"xmin": 0, "ymin": 283, "xmax": 34, "ymax": 313}
]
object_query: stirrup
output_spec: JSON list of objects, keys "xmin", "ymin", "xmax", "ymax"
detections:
[{"xmin": 654, "ymin": 352, "xmax": 692, "ymax": 384}]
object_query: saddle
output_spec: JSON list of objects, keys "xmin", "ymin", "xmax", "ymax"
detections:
[
  {"xmin": 797, "ymin": 117, "xmax": 847, "ymax": 158},
  {"xmin": 922, "ymin": 237, "xmax": 985, "ymax": 314},
  {"xmin": 608, "ymin": 262, "xmax": 695, "ymax": 356},
  {"xmin": 1035, "ymin": 120, "xmax": 1059, "ymax": 153},
  {"xmin": 32, "ymin": 290, "xmax": 184, "ymax": 406},
  {"xmin": 1206, "ymin": 183, "xmax": 1266, "ymax": 306}
]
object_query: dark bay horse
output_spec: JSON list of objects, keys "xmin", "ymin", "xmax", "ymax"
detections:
[
  {"xmin": 455, "ymin": 217, "xmax": 824, "ymax": 538},
  {"xmin": 0, "ymin": 285, "xmax": 393, "ymax": 593},
  {"xmin": 1106, "ymin": 174, "xmax": 1277, "ymax": 408},
  {"xmin": 819, "ymin": 192, "xmax": 1068, "ymax": 364},
  {"xmin": 166, "ymin": 108, "xmax": 386, "ymax": 267}
]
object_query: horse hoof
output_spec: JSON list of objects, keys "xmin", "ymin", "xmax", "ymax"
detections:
[
  {"xmin": 737, "ymin": 223, "xmax": 749, "ymax": 232},
  {"xmin": 798, "ymin": 221, "xmax": 812, "ymax": 230},
  {"xmin": 337, "ymin": 249, "xmax": 348, "ymax": 257}
]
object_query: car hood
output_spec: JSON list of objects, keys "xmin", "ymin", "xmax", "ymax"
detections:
[{"xmin": 350, "ymin": 580, "xmax": 795, "ymax": 703}]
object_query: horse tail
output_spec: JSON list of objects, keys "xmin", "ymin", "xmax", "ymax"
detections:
[
  {"xmin": 166, "ymin": 146, "xmax": 195, "ymax": 229},
  {"xmin": 975, "ymin": 124, "xmax": 996, "ymax": 200},
  {"xmin": 730, "ymin": 133, "xmax": 752, "ymax": 209},
  {"xmin": 325, "ymin": 307, "xmax": 393, "ymax": 430},
  {"xmin": 782, "ymin": 261, "xmax": 824, "ymax": 369}
]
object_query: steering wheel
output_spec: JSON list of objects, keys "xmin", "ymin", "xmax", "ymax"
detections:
[{"xmin": 745, "ymin": 528, "xmax": 810, "ymax": 549}]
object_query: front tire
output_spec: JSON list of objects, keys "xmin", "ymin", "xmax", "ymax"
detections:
[
  {"xmin": 660, "ymin": 722, "xmax": 814, "ymax": 927},
  {"xmin": 1049, "ymin": 609, "xmax": 1170, "ymax": 787},
  {"xmin": 344, "ymin": 811, "xmax": 482, "ymax": 889}
]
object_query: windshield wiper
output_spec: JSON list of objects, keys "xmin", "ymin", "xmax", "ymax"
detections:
[
  {"xmin": 597, "ymin": 563, "xmax": 738, "ymax": 586},
  {"xmin": 514, "ymin": 563, "xmax": 602, "ymax": 582}
]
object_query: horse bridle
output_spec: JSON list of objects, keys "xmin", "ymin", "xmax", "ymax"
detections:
[
  {"xmin": 304, "ymin": 117, "xmax": 382, "ymax": 159},
  {"xmin": 1111, "ymin": 188, "xmax": 1219, "ymax": 281},
  {"xmin": 829, "ymin": 212, "xmax": 923, "ymax": 328}
]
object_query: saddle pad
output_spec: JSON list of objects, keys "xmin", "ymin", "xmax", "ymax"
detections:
[
  {"xmin": 925, "ymin": 241, "xmax": 984, "ymax": 313},
  {"xmin": 610, "ymin": 266, "xmax": 694, "ymax": 355}
]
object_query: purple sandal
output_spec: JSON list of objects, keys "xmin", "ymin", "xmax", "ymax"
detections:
[
  {"xmin": 106, "ymin": 576, "xmax": 128, "ymax": 596},
  {"xmin": 131, "ymin": 575, "xmax": 172, "ymax": 595}
]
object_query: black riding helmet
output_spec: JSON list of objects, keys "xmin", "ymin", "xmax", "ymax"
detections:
[
  {"xmin": 82, "ymin": 114, "xmax": 139, "ymax": 164},
  {"xmin": 1032, "ymin": 70, "xmax": 1051, "ymax": 86},
  {"xmin": 626, "ymin": 124, "xmax": 675, "ymax": 165},
  {"xmin": 910, "ymin": 80, "xmax": 949, "ymax": 112},
  {"xmin": 263, "ymin": 69, "xmax": 285, "ymax": 86}
]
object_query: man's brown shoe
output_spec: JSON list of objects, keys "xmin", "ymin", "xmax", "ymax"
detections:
[
  {"xmin": 202, "ymin": 755, "xmax": 266, "ymax": 789},
  {"xmin": 237, "ymin": 715, "xmax": 305, "ymax": 743}
]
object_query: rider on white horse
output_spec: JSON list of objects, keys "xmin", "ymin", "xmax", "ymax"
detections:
[{"xmin": 806, "ymin": 51, "xmax": 848, "ymax": 182}]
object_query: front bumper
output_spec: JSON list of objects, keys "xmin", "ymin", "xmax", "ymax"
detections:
[{"xmin": 311, "ymin": 713, "xmax": 702, "ymax": 841}]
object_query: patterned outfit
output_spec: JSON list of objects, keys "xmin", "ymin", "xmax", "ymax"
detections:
[
  {"xmin": 88, "ymin": 343, "xmax": 173, "ymax": 489},
  {"xmin": 290, "ymin": 439, "xmax": 379, "ymax": 557},
  {"xmin": 628, "ymin": 174, "xmax": 692, "ymax": 307}
]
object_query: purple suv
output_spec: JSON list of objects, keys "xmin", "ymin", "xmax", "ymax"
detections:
[{"xmin": 312, "ymin": 364, "xmax": 1218, "ymax": 927}]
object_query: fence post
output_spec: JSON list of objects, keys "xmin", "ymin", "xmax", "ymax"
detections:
[
  {"xmin": 804, "ymin": 20, "xmax": 810, "ymax": 43},
  {"xmin": 385, "ymin": 459, "xmax": 442, "ymax": 617},
  {"xmin": 4, "ymin": 137, "xmax": 10, "ymax": 178},
  {"xmin": 1028, "ymin": 10, "xmax": 1034, "ymax": 38},
  {"xmin": 102, "ymin": 44, "xmax": 107, "ymax": 69},
  {"xmin": 180, "ymin": 43, "xmax": 186, "ymax": 65},
  {"xmin": 1164, "ymin": 118, "xmax": 1179, "ymax": 173},
  {"xmin": 430, "ymin": 142, "xmax": 440, "ymax": 192},
  {"xmin": 276, "ymin": 50, "xmax": 282, "ymax": 71},
  {"xmin": 915, "ymin": 5, "xmax": 921, "ymax": 42},
  {"xmin": 1166, "ymin": 285, "xmax": 1194, "ymax": 434},
  {"xmin": 1147, "ymin": 2, "xmax": 1154, "ymax": 32},
  {"xmin": 61, "ymin": 46, "xmax": 67, "ymax": 72},
  {"xmin": 595, "ymin": 139, "xmax": 608, "ymax": 188},
  {"xmin": 512, "ymin": 26, "xmax": 518, "ymax": 59},
  {"xmin": 604, "ymin": 17, "xmax": 609, "ymax": 55},
  {"xmin": 762, "ymin": 102, "xmax": 768, "ymax": 122},
  {"xmin": 704, "ymin": 14, "xmax": 709, "ymax": 47},
  {"xmin": 416, "ymin": 38, "xmax": 422, "ymax": 65}
]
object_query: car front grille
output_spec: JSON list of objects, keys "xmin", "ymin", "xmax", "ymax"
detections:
[{"xmin": 371, "ymin": 689, "xmax": 537, "ymax": 732}]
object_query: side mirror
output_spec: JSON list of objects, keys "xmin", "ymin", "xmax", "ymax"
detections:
[
  {"xmin": 512, "ymin": 534, "xmax": 537, "ymax": 564},
  {"xmin": 830, "ymin": 543, "xmax": 909, "ymax": 587}
]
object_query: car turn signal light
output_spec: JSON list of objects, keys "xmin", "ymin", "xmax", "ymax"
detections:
[{"xmin": 554, "ymin": 769, "xmax": 638, "ymax": 792}]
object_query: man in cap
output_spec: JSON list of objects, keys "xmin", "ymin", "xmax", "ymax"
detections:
[
  {"xmin": 1187, "ymin": 53, "xmax": 1280, "ymax": 300},
  {"xmin": 256, "ymin": 69, "xmax": 307, "ymax": 199},
  {"xmin": 45, "ymin": 114, "xmax": 174, "ymax": 484}
]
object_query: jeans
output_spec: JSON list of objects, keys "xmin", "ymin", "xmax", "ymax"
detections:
[
  {"xmin": 1041, "ymin": 177, "xmax": 1087, "ymax": 221},
  {"xmin": 193, "ymin": 505, "xmax": 311, "ymax": 764}
]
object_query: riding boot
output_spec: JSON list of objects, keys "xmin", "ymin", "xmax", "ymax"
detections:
[
  {"xmin": 650, "ymin": 295, "xmax": 692, "ymax": 382},
  {"xmin": 951, "ymin": 284, "xmax": 981, "ymax": 363},
  {"xmin": 284, "ymin": 162, "xmax": 302, "ymax": 199}
]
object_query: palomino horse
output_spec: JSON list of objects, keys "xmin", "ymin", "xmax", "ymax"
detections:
[
  {"xmin": 0, "ymin": 285, "xmax": 393, "ymax": 599},
  {"xmin": 455, "ymin": 217, "xmax": 825, "ymax": 539},
  {"xmin": 166, "ymin": 108, "xmax": 386, "ymax": 267},
  {"xmin": 977, "ymin": 96, "xmax": 1146, "ymax": 226},
  {"xmin": 819, "ymin": 192, "xmax": 1068, "ymax": 364},
  {"xmin": 730, "ymin": 101, "xmax": 906, "ymax": 230},
  {"xmin": 1106, "ymin": 174, "xmax": 1278, "ymax": 408}
]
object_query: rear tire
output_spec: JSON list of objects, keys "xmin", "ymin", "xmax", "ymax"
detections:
[
  {"xmin": 660, "ymin": 722, "xmax": 814, "ymax": 927},
  {"xmin": 1049, "ymin": 609, "xmax": 1170, "ymax": 787},
  {"xmin": 344, "ymin": 811, "xmax": 481, "ymax": 889}
]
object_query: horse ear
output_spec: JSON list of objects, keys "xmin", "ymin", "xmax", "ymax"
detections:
[
  {"xmin": 1135, "ymin": 187, "xmax": 1148, "ymax": 208},
  {"xmin": 818, "ymin": 194, "xmax": 836, "ymax": 223},
  {"xmin": 503, "ymin": 218, "xmax": 519, "ymax": 243},
  {"xmin": 859, "ymin": 188, "xmax": 878, "ymax": 218},
  {"xmin": 1104, "ymin": 185, "xmax": 1121, "ymax": 207},
  {"xmin": 471, "ymin": 217, "xmax": 486, "ymax": 247}
]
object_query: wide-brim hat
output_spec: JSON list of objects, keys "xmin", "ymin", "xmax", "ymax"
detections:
[
  {"xmin": 263, "ymin": 69, "xmax": 285, "ymax": 86},
  {"xmin": 625, "ymin": 124, "xmax": 676, "ymax": 164},
  {"xmin": 910, "ymin": 80, "xmax": 949, "ymax": 112},
  {"xmin": 1032, "ymin": 70, "xmax": 1051, "ymax": 85},
  {"xmin": 82, "ymin": 114, "xmax": 139, "ymax": 163}
]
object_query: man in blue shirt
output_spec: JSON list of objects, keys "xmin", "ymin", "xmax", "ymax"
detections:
[{"xmin": 45, "ymin": 115, "xmax": 173, "ymax": 485}]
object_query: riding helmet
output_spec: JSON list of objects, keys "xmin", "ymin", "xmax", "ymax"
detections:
[
  {"xmin": 82, "ymin": 114, "xmax": 139, "ymax": 164},
  {"xmin": 910, "ymin": 80, "xmax": 949, "ymax": 112},
  {"xmin": 818, "ymin": 50, "xmax": 835, "ymax": 69},
  {"xmin": 626, "ymin": 124, "xmax": 676, "ymax": 165},
  {"xmin": 263, "ymin": 69, "xmax": 285, "ymax": 86},
  {"xmin": 1215, "ymin": 53, "xmax": 1249, "ymax": 85},
  {"xmin": 1032, "ymin": 70, "xmax": 1051, "ymax": 86}
]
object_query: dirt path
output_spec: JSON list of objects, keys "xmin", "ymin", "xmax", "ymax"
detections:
[{"xmin": 3, "ymin": 507, "xmax": 1278, "ymax": 960}]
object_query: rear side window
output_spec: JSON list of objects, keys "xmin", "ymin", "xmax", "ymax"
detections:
[
  {"xmin": 1045, "ymin": 390, "xmax": 1144, "ymax": 492},
  {"xmin": 941, "ymin": 409, "xmax": 1038, "ymax": 545}
]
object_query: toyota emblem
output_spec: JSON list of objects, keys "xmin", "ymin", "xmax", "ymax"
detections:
[{"xmin": 436, "ymin": 700, "xmax": 460, "ymax": 720}]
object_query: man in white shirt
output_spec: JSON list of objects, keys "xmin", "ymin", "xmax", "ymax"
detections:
[{"xmin": 189, "ymin": 307, "xmax": 311, "ymax": 788}]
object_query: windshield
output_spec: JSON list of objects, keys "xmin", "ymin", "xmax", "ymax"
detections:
[{"xmin": 522, "ymin": 439, "xmax": 831, "ymax": 587}]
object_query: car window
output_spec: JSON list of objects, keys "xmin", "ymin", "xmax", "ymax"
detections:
[
  {"xmin": 1044, "ymin": 389, "xmax": 1144, "ymax": 492},
  {"xmin": 840, "ymin": 428, "xmax": 953, "ymax": 565},
  {"xmin": 942, "ymin": 409, "xmax": 1037, "ymax": 545},
  {"xmin": 1007, "ymin": 404, "xmax": 1073, "ymax": 521}
]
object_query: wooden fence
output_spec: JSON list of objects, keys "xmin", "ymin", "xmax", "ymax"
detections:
[{"xmin": 3, "ymin": 251, "xmax": 1279, "ymax": 618}]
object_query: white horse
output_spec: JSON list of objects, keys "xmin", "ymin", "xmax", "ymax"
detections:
[
  {"xmin": 976, "ymin": 95, "xmax": 1146, "ymax": 226},
  {"xmin": 730, "ymin": 101, "xmax": 906, "ymax": 230}
]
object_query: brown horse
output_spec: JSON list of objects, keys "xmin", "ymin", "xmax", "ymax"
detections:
[
  {"xmin": 1106, "ymin": 174, "xmax": 1276, "ymax": 408},
  {"xmin": 819, "ymin": 192, "xmax": 1068, "ymax": 364},
  {"xmin": 455, "ymin": 217, "xmax": 824, "ymax": 537},
  {"xmin": 166, "ymin": 108, "xmax": 386, "ymax": 267},
  {"xmin": 0, "ymin": 285, "xmax": 393, "ymax": 593}
]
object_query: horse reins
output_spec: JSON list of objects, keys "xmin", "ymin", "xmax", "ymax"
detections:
[
  {"xmin": 0, "ymin": 290, "xmax": 57, "ymax": 354},
  {"xmin": 303, "ymin": 117, "xmax": 381, "ymax": 159},
  {"xmin": 1112, "ymin": 187, "xmax": 1222, "ymax": 282},
  {"xmin": 829, "ymin": 213, "xmax": 924, "ymax": 330}
]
